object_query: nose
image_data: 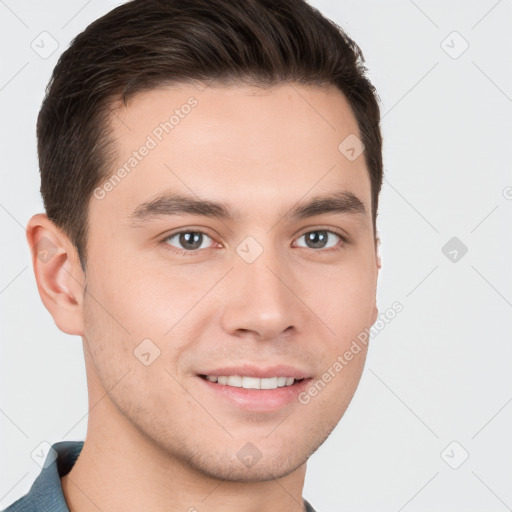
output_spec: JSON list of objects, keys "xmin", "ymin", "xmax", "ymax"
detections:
[{"xmin": 219, "ymin": 240, "xmax": 304, "ymax": 342}]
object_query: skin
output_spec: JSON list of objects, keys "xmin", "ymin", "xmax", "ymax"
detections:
[{"xmin": 27, "ymin": 83, "xmax": 380, "ymax": 512}]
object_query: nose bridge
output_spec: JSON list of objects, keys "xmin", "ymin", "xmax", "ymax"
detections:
[
  {"xmin": 220, "ymin": 235, "xmax": 301, "ymax": 339},
  {"xmin": 242, "ymin": 243, "xmax": 287, "ymax": 302}
]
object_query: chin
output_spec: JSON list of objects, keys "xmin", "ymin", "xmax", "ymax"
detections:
[{"xmin": 186, "ymin": 451, "xmax": 308, "ymax": 483}]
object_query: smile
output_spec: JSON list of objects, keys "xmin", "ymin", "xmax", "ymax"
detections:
[{"xmin": 201, "ymin": 375, "xmax": 299, "ymax": 389}]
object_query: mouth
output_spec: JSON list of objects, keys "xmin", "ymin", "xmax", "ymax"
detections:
[
  {"xmin": 199, "ymin": 375, "xmax": 303, "ymax": 390},
  {"xmin": 195, "ymin": 365, "xmax": 311, "ymax": 412}
]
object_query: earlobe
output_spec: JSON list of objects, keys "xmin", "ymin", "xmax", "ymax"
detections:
[
  {"xmin": 371, "ymin": 298, "xmax": 378, "ymax": 326},
  {"xmin": 376, "ymin": 232, "xmax": 382, "ymax": 270},
  {"xmin": 371, "ymin": 232, "xmax": 381, "ymax": 326},
  {"xmin": 26, "ymin": 214, "xmax": 86, "ymax": 336}
]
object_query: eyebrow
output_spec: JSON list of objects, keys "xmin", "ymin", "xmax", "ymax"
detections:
[{"xmin": 129, "ymin": 189, "xmax": 367, "ymax": 225}]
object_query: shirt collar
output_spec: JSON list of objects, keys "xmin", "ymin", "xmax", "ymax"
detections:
[{"xmin": 28, "ymin": 440, "xmax": 83, "ymax": 512}]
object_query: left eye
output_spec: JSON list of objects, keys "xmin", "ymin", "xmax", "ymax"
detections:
[{"xmin": 294, "ymin": 230, "xmax": 342, "ymax": 250}]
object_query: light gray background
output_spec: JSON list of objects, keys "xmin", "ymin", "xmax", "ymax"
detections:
[{"xmin": 1, "ymin": 1, "xmax": 511, "ymax": 511}]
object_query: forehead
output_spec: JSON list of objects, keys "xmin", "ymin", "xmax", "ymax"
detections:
[{"xmin": 94, "ymin": 83, "xmax": 371, "ymax": 222}]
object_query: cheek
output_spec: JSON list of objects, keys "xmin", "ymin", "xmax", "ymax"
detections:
[
  {"xmin": 305, "ymin": 261, "xmax": 376, "ymax": 337},
  {"xmin": 82, "ymin": 256, "xmax": 210, "ymax": 382},
  {"xmin": 300, "ymin": 270, "xmax": 372, "ymax": 412},
  {"xmin": 82, "ymin": 285, "xmax": 178, "ymax": 410},
  {"xmin": 81, "ymin": 291, "xmax": 132, "ymax": 397},
  {"xmin": 299, "ymin": 260, "xmax": 375, "ymax": 403},
  {"xmin": 85, "ymin": 254, "xmax": 178, "ymax": 335}
]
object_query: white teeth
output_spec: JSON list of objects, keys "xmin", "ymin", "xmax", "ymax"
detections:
[
  {"xmin": 204, "ymin": 375, "xmax": 297, "ymax": 389},
  {"xmin": 226, "ymin": 375, "xmax": 242, "ymax": 387},
  {"xmin": 277, "ymin": 377, "xmax": 287, "ymax": 387},
  {"xmin": 260, "ymin": 377, "xmax": 278, "ymax": 389},
  {"xmin": 242, "ymin": 376, "xmax": 261, "ymax": 389}
]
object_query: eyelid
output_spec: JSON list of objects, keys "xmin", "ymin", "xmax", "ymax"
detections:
[{"xmin": 295, "ymin": 225, "xmax": 349, "ymax": 242}]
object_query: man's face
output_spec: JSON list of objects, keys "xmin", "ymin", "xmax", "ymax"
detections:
[{"xmin": 82, "ymin": 83, "xmax": 379, "ymax": 481}]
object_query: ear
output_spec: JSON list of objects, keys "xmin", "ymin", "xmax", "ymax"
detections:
[
  {"xmin": 375, "ymin": 231, "xmax": 382, "ymax": 270},
  {"xmin": 370, "ymin": 232, "xmax": 382, "ymax": 325},
  {"xmin": 26, "ymin": 214, "xmax": 85, "ymax": 335}
]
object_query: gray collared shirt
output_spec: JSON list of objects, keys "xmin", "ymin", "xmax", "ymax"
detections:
[{"xmin": 2, "ymin": 441, "xmax": 318, "ymax": 511}]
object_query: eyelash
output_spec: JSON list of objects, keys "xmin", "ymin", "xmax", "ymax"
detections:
[{"xmin": 160, "ymin": 228, "xmax": 348, "ymax": 256}]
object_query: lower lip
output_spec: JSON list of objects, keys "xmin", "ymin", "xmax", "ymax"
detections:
[{"xmin": 197, "ymin": 377, "xmax": 311, "ymax": 412}]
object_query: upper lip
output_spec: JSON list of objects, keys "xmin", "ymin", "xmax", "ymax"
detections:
[{"xmin": 197, "ymin": 364, "xmax": 310, "ymax": 380}]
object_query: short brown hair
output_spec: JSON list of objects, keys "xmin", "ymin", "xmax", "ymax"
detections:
[{"xmin": 37, "ymin": 0, "xmax": 383, "ymax": 268}]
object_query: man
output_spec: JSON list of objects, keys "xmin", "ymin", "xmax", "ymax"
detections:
[{"xmin": 3, "ymin": 0, "xmax": 383, "ymax": 510}]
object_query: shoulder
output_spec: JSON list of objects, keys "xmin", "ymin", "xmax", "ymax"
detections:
[
  {"xmin": 1, "ymin": 440, "xmax": 83, "ymax": 512},
  {"xmin": 1, "ymin": 494, "xmax": 35, "ymax": 512}
]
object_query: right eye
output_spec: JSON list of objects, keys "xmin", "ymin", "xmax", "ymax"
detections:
[{"xmin": 162, "ymin": 230, "xmax": 216, "ymax": 254}]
